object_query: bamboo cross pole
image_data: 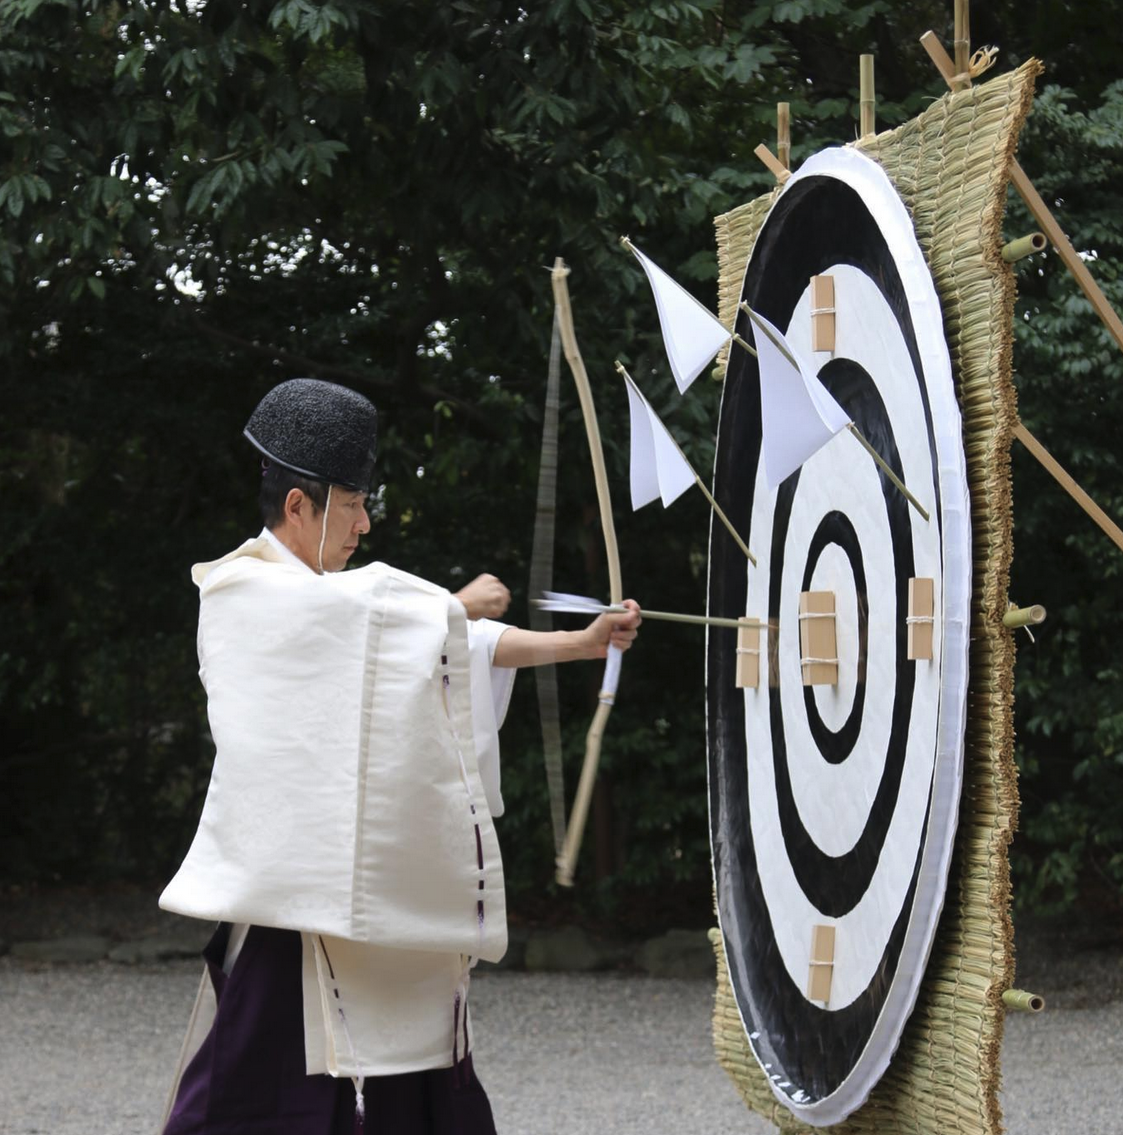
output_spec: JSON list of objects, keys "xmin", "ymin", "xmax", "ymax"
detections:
[
  {"xmin": 614, "ymin": 360, "xmax": 757, "ymax": 565},
  {"xmin": 738, "ymin": 302, "xmax": 931, "ymax": 521},
  {"xmin": 859, "ymin": 55, "xmax": 875, "ymax": 137},
  {"xmin": 777, "ymin": 102, "xmax": 791, "ymax": 170},
  {"xmin": 920, "ymin": 29, "xmax": 1123, "ymax": 357}
]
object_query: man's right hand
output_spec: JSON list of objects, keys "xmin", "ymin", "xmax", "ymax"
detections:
[{"xmin": 454, "ymin": 573, "xmax": 511, "ymax": 620}]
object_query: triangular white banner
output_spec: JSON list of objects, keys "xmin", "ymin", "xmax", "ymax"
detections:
[
  {"xmin": 622, "ymin": 372, "xmax": 697, "ymax": 509},
  {"xmin": 626, "ymin": 240, "xmax": 732, "ymax": 394},
  {"xmin": 747, "ymin": 308, "xmax": 852, "ymax": 488}
]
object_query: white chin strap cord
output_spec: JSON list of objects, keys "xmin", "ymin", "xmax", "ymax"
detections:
[{"xmin": 316, "ymin": 484, "xmax": 333, "ymax": 575}]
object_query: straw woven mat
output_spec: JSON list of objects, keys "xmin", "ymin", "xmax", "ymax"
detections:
[{"xmin": 708, "ymin": 57, "xmax": 1043, "ymax": 1135}]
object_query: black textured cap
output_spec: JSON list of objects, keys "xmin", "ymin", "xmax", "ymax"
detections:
[{"xmin": 244, "ymin": 379, "xmax": 378, "ymax": 492}]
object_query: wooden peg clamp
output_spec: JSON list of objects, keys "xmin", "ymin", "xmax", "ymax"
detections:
[
  {"xmin": 807, "ymin": 924, "xmax": 836, "ymax": 1003},
  {"xmin": 736, "ymin": 619, "xmax": 761, "ymax": 689},
  {"xmin": 799, "ymin": 591, "xmax": 837, "ymax": 686},
  {"xmin": 908, "ymin": 577, "xmax": 934, "ymax": 660},
  {"xmin": 810, "ymin": 275, "xmax": 835, "ymax": 352}
]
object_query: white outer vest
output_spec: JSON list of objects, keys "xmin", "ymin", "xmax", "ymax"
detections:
[{"xmin": 159, "ymin": 536, "xmax": 514, "ymax": 1099}]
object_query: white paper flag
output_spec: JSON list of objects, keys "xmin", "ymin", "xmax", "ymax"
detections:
[
  {"xmin": 627, "ymin": 240, "xmax": 732, "ymax": 394},
  {"xmin": 623, "ymin": 373, "xmax": 697, "ymax": 510},
  {"xmin": 747, "ymin": 308, "xmax": 852, "ymax": 488}
]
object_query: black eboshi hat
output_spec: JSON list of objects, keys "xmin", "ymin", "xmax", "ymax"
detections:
[{"xmin": 244, "ymin": 378, "xmax": 378, "ymax": 492}]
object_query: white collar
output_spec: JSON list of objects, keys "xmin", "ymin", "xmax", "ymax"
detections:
[{"xmin": 260, "ymin": 526, "xmax": 314, "ymax": 572}]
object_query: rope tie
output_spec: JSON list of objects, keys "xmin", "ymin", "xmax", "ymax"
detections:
[
  {"xmin": 953, "ymin": 46, "xmax": 999, "ymax": 87},
  {"xmin": 906, "ymin": 615, "xmax": 935, "ymax": 625}
]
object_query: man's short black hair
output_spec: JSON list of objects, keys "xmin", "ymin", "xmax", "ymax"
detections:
[{"xmin": 259, "ymin": 462, "xmax": 329, "ymax": 530}]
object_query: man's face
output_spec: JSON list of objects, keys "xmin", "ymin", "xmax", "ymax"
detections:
[
  {"xmin": 318, "ymin": 487, "xmax": 371, "ymax": 572},
  {"xmin": 281, "ymin": 485, "xmax": 371, "ymax": 573}
]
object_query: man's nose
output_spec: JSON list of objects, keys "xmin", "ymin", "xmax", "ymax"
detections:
[{"xmin": 356, "ymin": 508, "xmax": 371, "ymax": 534}]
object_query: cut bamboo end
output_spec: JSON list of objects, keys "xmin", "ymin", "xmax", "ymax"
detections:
[
  {"xmin": 1003, "ymin": 988, "xmax": 1046, "ymax": 1013},
  {"xmin": 1002, "ymin": 232, "xmax": 1047, "ymax": 262},
  {"xmin": 1003, "ymin": 604, "xmax": 1046, "ymax": 628},
  {"xmin": 777, "ymin": 102, "xmax": 791, "ymax": 170},
  {"xmin": 753, "ymin": 142, "xmax": 790, "ymax": 184},
  {"xmin": 859, "ymin": 54, "xmax": 875, "ymax": 137}
]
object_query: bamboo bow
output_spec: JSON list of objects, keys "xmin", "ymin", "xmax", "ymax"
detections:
[{"xmin": 550, "ymin": 257, "xmax": 623, "ymax": 887}]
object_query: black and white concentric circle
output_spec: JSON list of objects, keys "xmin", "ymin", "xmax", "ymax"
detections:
[{"xmin": 706, "ymin": 148, "xmax": 971, "ymax": 1126}]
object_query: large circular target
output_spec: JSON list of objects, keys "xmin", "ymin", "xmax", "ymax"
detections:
[{"xmin": 706, "ymin": 148, "xmax": 971, "ymax": 1126}]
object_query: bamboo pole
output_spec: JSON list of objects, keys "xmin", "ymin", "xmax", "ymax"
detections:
[
  {"xmin": 1002, "ymin": 604, "xmax": 1046, "ymax": 628},
  {"xmin": 859, "ymin": 54, "xmax": 875, "ymax": 137},
  {"xmin": 614, "ymin": 361, "xmax": 757, "ymax": 565},
  {"xmin": 1013, "ymin": 423, "xmax": 1123, "ymax": 555},
  {"xmin": 738, "ymin": 302, "xmax": 931, "ymax": 521},
  {"xmin": 1001, "ymin": 232, "xmax": 1047, "ymax": 263},
  {"xmin": 954, "ymin": 0, "xmax": 971, "ymax": 88},
  {"xmin": 920, "ymin": 29, "xmax": 1123, "ymax": 357},
  {"xmin": 777, "ymin": 102, "xmax": 791, "ymax": 170},
  {"xmin": 753, "ymin": 142, "xmax": 790, "ymax": 184}
]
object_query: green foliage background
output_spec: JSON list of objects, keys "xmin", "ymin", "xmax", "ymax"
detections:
[{"xmin": 1, "ymin": 0, "xmax": 1120, "ymax": 925}]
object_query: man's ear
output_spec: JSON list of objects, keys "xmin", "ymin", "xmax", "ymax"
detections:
[{"xmin": 283, "ymin": 487, "xmax": 307, "ymax": 528}]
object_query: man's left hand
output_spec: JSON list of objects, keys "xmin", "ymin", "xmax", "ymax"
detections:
[{"xmin": 583, "ymin": 599, "xmax": 642, "ymax": 657}]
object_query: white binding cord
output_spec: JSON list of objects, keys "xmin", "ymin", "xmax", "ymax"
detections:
[
  {"xmin": 316, "ymin": 484, "xmax": 333, "ymax": 575},
  {"xmin": 599, "ymin": 643, "xmax": 623, "ymax": 704}
]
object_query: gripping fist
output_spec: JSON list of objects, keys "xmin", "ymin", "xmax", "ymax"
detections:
[{"xmin": 455, "ymin": 573, "xmax": 511, "ymax": 620}]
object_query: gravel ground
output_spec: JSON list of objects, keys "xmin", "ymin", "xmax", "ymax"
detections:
[{"xmin": 1, "ymin": 946, "xmax": 1121, "ymax": 1135}]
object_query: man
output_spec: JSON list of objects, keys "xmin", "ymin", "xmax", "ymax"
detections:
[{"xmin": 159, "ymin": 378, "xmax": 640, "ymax": 1135}]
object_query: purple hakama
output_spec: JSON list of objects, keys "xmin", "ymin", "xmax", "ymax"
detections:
[{"xmin": 163, "ymin": 925, "xmax": 497, "ymax": 1135}]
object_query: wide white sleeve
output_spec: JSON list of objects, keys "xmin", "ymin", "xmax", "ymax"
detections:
[{"xmin": 466, "ymin": 618, "xmax": 515, "ymax": 818}]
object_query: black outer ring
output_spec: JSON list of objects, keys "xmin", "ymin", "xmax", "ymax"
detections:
[{"xmin": 707, "ymin": 175, "xmax": 943, "ymax": 1104}]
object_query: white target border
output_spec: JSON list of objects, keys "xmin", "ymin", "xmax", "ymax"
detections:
[{"xmin": 706, "ymin": 146, "xmax": 973, "ymax": 1127}]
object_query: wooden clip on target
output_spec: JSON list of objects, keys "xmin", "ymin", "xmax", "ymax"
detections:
[
  {"xmin": 908, "ymin": 578, "xmax": 935, "ymax": 661},
  {"xmin": 799, "ymin": 591, "xmax": 838, "ymax": 686},
  {"xmin": 736, "ymin": 619, "xmax": 761, "ymax": 689},
  {"xmin": 811, "ymin": 275, "xmax": 836, "ymax": 352},
  {"xmin": 807, "ymin": 924, "xmax": 836, "ymax": 1003}
]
